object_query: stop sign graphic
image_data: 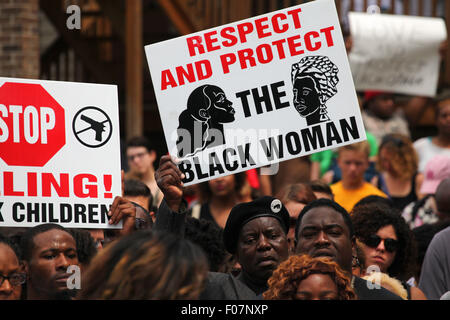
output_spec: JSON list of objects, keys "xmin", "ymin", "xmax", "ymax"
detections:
[{"xmin": 0, "ymin": 82, "xmax": 66, "ymax": 167}]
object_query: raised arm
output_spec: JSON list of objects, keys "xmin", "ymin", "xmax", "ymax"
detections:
[{"xmin": 153, "ymin": 155, "xmax": 189, "ymax": 235}]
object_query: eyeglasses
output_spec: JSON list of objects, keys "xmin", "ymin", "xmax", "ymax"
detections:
[
  {"xmin": 127, "ymin": 152, "xmax": 148, "ymax": 162},
  {"xmin": 0, "ymin": 273, "xmax": 26, "ymax": 287},
  {"xmin": 362, "ymin": 234, "xmax": 399, "ymax": 253}
]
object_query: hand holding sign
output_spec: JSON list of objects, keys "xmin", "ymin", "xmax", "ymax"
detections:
[
  {"xmin": 155, "ymin": 155, "xmax": 185, "ymax": 212},
  {"xmin": 108, "ymin": 195, "xmax": 136, "ymax": 236}
]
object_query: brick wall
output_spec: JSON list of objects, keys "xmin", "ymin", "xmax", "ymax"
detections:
[{"xmin": 0, "ymin": 0, "xmax": 40, "ymax": 78}]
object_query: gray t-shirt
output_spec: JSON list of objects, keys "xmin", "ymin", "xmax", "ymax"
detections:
[{"xmin": 419, "ymin": 226, "xmax": 450, "ymax": 299}]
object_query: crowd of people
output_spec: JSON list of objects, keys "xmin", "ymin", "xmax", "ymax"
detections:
[
  {"xmin": 2, "ymin": 121, "xmax": 450, "ymax": 300},
  {"xmin": 2, "ymin": 9, "xmax": 450, "ymax": 302}
]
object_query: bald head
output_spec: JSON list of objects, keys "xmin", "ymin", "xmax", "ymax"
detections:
[{"xmin": 435, "ymin": 178, "xmax": 450, "ymax": 219}]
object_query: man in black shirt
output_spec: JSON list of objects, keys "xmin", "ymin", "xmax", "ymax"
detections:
[
  {"xmin": 294, "ymin": 198, "xmax": 402, "ymax": 300},
  {"xmin": 154, "ymin": 155, "xmax": 290, "ymax": 299}
]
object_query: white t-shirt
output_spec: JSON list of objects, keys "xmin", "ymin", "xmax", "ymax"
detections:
[{"xmin": 413, "ymin": 137, "xmax": 450, "ymax": 172}]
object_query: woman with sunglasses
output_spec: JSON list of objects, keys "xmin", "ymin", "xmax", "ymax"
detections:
[
  {"xmin": 371, "ymin": 133, "xmax": 424, "ymax": 211},
  {"xmin": 351, "ymin": 198, "xmax": 427, "ymax": 300}
]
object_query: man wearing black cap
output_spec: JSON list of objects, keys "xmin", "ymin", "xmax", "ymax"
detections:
[
  {"xmin": 222, "ymin": 196, "xmax": 290, "ymax": 295},
  {"xmin": 154, "ymin": 155, "xmax": 290, "ymax": 298}
]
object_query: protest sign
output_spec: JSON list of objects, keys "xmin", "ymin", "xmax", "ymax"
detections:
[
  {"xmin": 145, "ymin": 0, "xmax": 366, "ymax": 186},
  {"xmin": 348, "ymin": 12, "xmax": 447, "ymax": 97},
  {"xmin": 0, "ymin": 77, "xmax": 122, "ymax": 228}
]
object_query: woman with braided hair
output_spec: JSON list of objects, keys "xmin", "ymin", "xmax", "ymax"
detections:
[
  {"xmin": 263, "ymin": 254, "xmax": 357, "ymax": 300},
  {"xmin": 291, "ymin": 55, "xmax": 339, "ymax": 125}
]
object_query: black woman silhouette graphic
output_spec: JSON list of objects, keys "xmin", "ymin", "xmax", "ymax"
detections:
[
  {"xmin": 176, "ymin": 85, "xmax": 235, "ymax": 157},
  {"xmin": 291, "ymin": 56, "xmax": 339, "ymax": 126}
]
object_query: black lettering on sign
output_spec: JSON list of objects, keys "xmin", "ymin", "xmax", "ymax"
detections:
[
  {"xmin": 236, "ymin": 80, "xmax": 289, "ymax": 118},
  {"xmin": 237, "ymin": 143, "xmax": 256, "ymax": 168},
  {"xmin": 61, "ymin": 204, "xmax": 73, "ymax": 223},
  {"xmin": 48, "ymin": 203, "xmax": 59, "ymax": 223},
  {"xmin": 101, "ymin": 204, "xmax": 109, "ymax": 224},
  {"xmin": 326, "ymin": 121, "xmax": 343, "ymax": 146},
  {"xmin": 339, "ymin": 116, "xmax": 360, "ymax": 141},
  {"xmin": 236, "ymin": 90, "xmax": 252, "ymax": 117},
  {"xmin": 12, "ymin": 203, "xmax": 25, "ymax": 222},
  {"xmin": 300, "ymin": 125, "xmax": 325, "ymax": 152},
  {"xmin": 88, "ymin": 204, "xmax": 99, "ymax": 224},
  {"xmin": 27, "ymin": 203, "xmax": 40, "ymax": 223},
  {"xmin": 209, "ymin": 152, "xmax": 225, "ymax": 176},
  {"xmin": 194, "ymin": 157, "xmax": 209, "ymax": 180},
  {"xmin": 223, "ymin": 148, "xmax": 239, "ymax": 171},
  {"xmin": 0, "ymin": 203, "xmax": 3, "ymax": 222},
  {"xmin": 74, "ymin": 204, "xmax": 87, "ymax": 223},
  {"xmin": 285, "ymin": 131, "xmax": 302, "ymax": 155},
  {"xmin": 179, "ymin": 160, "xmax": 195, "ymax": 184},
  {"xmin": 260, "ymin": 135, "xmax": 284, "ymax": 160}
]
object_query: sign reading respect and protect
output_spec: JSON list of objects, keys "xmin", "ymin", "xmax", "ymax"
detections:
[
  {"xmin": 145, "ymin": 0, "xmax": 366, "ymax": 186},
  {"xmin": 0, "ymin": 77, "xmax": 122, "ymax": 228}
]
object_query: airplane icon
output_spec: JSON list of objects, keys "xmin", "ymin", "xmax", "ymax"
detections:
[{"xmin": 80, "ymin": 115, "xmax": 106, "ymax": 142}]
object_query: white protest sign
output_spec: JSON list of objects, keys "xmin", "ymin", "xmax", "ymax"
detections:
[
  {"xmin": 0, "ymin": 77, "xmax": 122, "ymax": 228},
  {"xmin": 348, "ymin": 12, "xmax": 447, "ymax": 97},
  {"xmin": 145, "ymin": 0, "xmax": 366, "ymax": 186}
]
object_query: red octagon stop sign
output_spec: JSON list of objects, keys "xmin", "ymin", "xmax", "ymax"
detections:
[{"xmin": 0, "ymin": 82, "xmax": 66, "ymax": 167}]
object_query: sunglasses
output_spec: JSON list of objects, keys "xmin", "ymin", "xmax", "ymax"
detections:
[{"xmin": 362, "ymin": 234, "xmax": 399, "ymax": 253}]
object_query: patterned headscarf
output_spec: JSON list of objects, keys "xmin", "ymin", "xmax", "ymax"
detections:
[{"xmin": 292, "ymin": 56, "xmax": 339, "ymax": 122}]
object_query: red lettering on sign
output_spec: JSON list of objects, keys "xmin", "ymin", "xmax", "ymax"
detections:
[
  {"xmin": 237, "ymin": 22, "xmax": 254, "ymax": 44},
  {"xmin": 220, "ymin": 26, "xmax": 238, "ymax": 47},
  {"xmin": 238, "ymin": 48, "xmax": 257, "ymax": 70},
  {"xmin": 286, "ymin": 8, "xmax": 302, "ymax": 29},
  {"xmin": 42, "ymin": 173, "xmax": 70, "ymax": 197},
  {"xmin": 320, "ymin": 26, "xmax": 335, "ymax": 47},
  {"xmin": 74, "ymin": 174, "xmax": 98, "ymax": 198},
  {"xmin": 254, "ymin": 17, "xmax": 272, "ymax": 39},
  {"xmin": 204, "ymin": 30, "xmax": 221, "ymax": 52},
  {"xmin": 305, "ymin": 31, "xmax": 321, "ymax": 51},
  {"xmin": 220, "ymin": 53, "xmax": 237, "ymax": 74},
  {"xmin": 161, "ymin": 69, "xmax": 178, "ymax": 90},
  {"xmin": 0, "ymin": 171, "xmax": 114, "ymax": 199},
  {"xmin": 287, "ymin": 34, "xmax": 304, "ymax": 56},
  {"xmin": 186, "ymin": 35, "xmax": 205, "ymax": 57},
  {"xmin": 271, "ymin": 13, "xmax": 289, "ymax": 33},
  {"xmin": 161, "ymin": 60, "xmax": 212, "ymax": 90}
]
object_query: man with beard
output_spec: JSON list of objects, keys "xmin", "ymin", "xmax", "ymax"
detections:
[
  {"xmin": 20, "ymin": 224, "xmax": 79, "ymax": 300},
  {"xmin": 154, "ymin": 155, "xmax": 289, "ymax": 299},
  {"xmin": 294, "ymin": 198, "xmax": 402, "ymax": 300}
]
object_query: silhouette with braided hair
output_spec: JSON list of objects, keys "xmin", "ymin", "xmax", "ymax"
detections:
[{"xmin": 291, "ymin": 56, "xmax": 339, "ymax": 125}]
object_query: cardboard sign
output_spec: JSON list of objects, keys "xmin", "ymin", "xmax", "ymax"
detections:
[
  {"xmin": 349, "ymin": 12, "xmax": 447, "ymax": 97},
  {"xmin": 0, "ymin": 77, "xmax": 122, "ymax": 228},
  {"xmin": 145, "ymin": 0, "xmax": 366, "ymax": 186}
]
